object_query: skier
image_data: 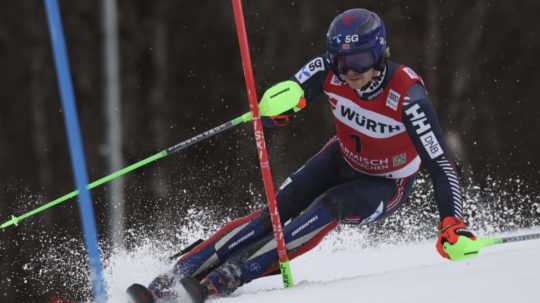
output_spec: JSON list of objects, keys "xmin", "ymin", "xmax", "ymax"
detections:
[{"xmin": 128, "ymin": 8, "xmax": 476, "ymax": 303}]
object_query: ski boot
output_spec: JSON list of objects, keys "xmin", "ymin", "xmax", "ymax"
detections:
[{"xmin": 127, "ymin": 284, "xmax": 155, "ymax": 303}]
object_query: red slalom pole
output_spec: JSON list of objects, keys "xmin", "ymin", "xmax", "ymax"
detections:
[{"xmin": 231, "ymin": 0, "xmax": 294, "ymax": 288}]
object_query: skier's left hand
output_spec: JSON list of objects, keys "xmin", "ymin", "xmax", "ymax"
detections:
[{"xmin": 436, "ymin": 216, "xmax": 476, "ymax": 259}]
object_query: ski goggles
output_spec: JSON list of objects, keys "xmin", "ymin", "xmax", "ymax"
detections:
[{"xmin": 336, "ymin": 52, "xmax": 377, "ymax": 75}]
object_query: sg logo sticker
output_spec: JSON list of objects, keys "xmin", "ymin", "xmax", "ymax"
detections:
[
  {"xmin": 344, "ymin": 34, "xmax": 359, "ymax": 43},
  {"xmin": 294, "ymin": 57, "xmax": 325, "ymax": 84},
  {"xmin": 307, "ymin": 58, "xmax": 323, "ymax": 72}
]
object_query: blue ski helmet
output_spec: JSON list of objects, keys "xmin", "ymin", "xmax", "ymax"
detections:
[{"xmin": 326, "ymin": 8, "xmax": 388, "ymax": 75}]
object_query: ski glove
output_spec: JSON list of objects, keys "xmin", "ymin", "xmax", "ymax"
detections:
[
  {"xmin": 260, "ymin": 96, "xmax": 306, "ymax": 128},
  {"xmin": 261, "ymin": 114, "xmax": 290, "ymax": 128},
  {"xmin": 436, "ymin": 216, "xmax": 476, "ymax": 259}
]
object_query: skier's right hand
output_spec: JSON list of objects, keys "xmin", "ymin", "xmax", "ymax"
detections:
[
  {"xmin": 258, "ymin": 80, "xmax": 306, "ymax": 128},
  {"xmin": 261, "ymin": 114, "xmax": 290, "ymax": 128}
]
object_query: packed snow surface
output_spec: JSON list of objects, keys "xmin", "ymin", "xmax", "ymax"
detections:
[{"xmin": 105, "ymin": 228, "xmax": 540, "ymax": 303}]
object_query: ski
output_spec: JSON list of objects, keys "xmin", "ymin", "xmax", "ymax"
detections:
[{"xmin": 127, "ymin": 277, "xmax": 207, "ymax": 303}]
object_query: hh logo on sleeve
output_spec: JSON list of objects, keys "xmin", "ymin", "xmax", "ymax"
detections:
[{"xmin": 404, "ymin": 103, "xmax": 443, "ymax": 159}]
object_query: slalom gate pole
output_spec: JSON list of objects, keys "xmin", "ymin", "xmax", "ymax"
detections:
[
  {"xmin": 444, "ymin": 232, "xmax": 540, "ymax": 261},
  {"xmin": 43, "ymin": 0, "xmax": 107, "ymax": 301},
  {"xmin": 0, "ymin": 113, "xmax": 252, "ymax": 230},
  {"xmin": 231, "ymin": 0, "xmax": 294, "ymax": 288}
]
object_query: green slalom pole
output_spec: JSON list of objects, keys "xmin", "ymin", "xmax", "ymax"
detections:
[
  {"xmin": 444, "ymin": 232, "xmax": 540, "ymax": 261},
  {"xmin": 1, "ymin": 80, "xmax": 304, "ymax": 231}
]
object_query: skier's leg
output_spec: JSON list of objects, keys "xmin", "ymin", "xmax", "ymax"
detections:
[
  {"xmin": 339, "ymin": 175, "xmax": 416, "ymax": 224},
  {"xmin": 274, "ymin": 136, "xmax": 342, "ymax": 222},
  {"xmin": 147, "ymin": 138, "xmax": 343, "ymax": 298},
  {"xmin": 148, "ymin": 210, "xmax": 269, "ymax": 299},
  {"xmin": 172, "ymin": 137, "xmax": 341, "ymax": 277},
  {"xmin": 202, "ymin": 196, "xmax": 339, "ymax": 295},
  {"xmin": 201, "ymin": 173, "xmax": 416, "ymax": 296}
]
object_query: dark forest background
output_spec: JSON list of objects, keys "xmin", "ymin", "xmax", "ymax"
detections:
[{"xmin": 1, "ymin": 1, "xmax": 539, "ymax": 302}]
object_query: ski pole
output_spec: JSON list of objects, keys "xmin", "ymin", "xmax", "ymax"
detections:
[
  {"xmin": 0, "ymin": 113, "xmax": 249, "ymax": 230},
  {"xmin": 444, "ymin": 232, "xmax": 540, "ymax": 261},
  {"xmin": 0, "ymin": 82, "xmax": 304, "ymax": 231},
  {"xmin": 169, "ymin": 239, "xmax": 203, "ymax": 260},
  {"xmin": 491, "ymin": 232, "xmax": 540, "ymax": 243}
]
